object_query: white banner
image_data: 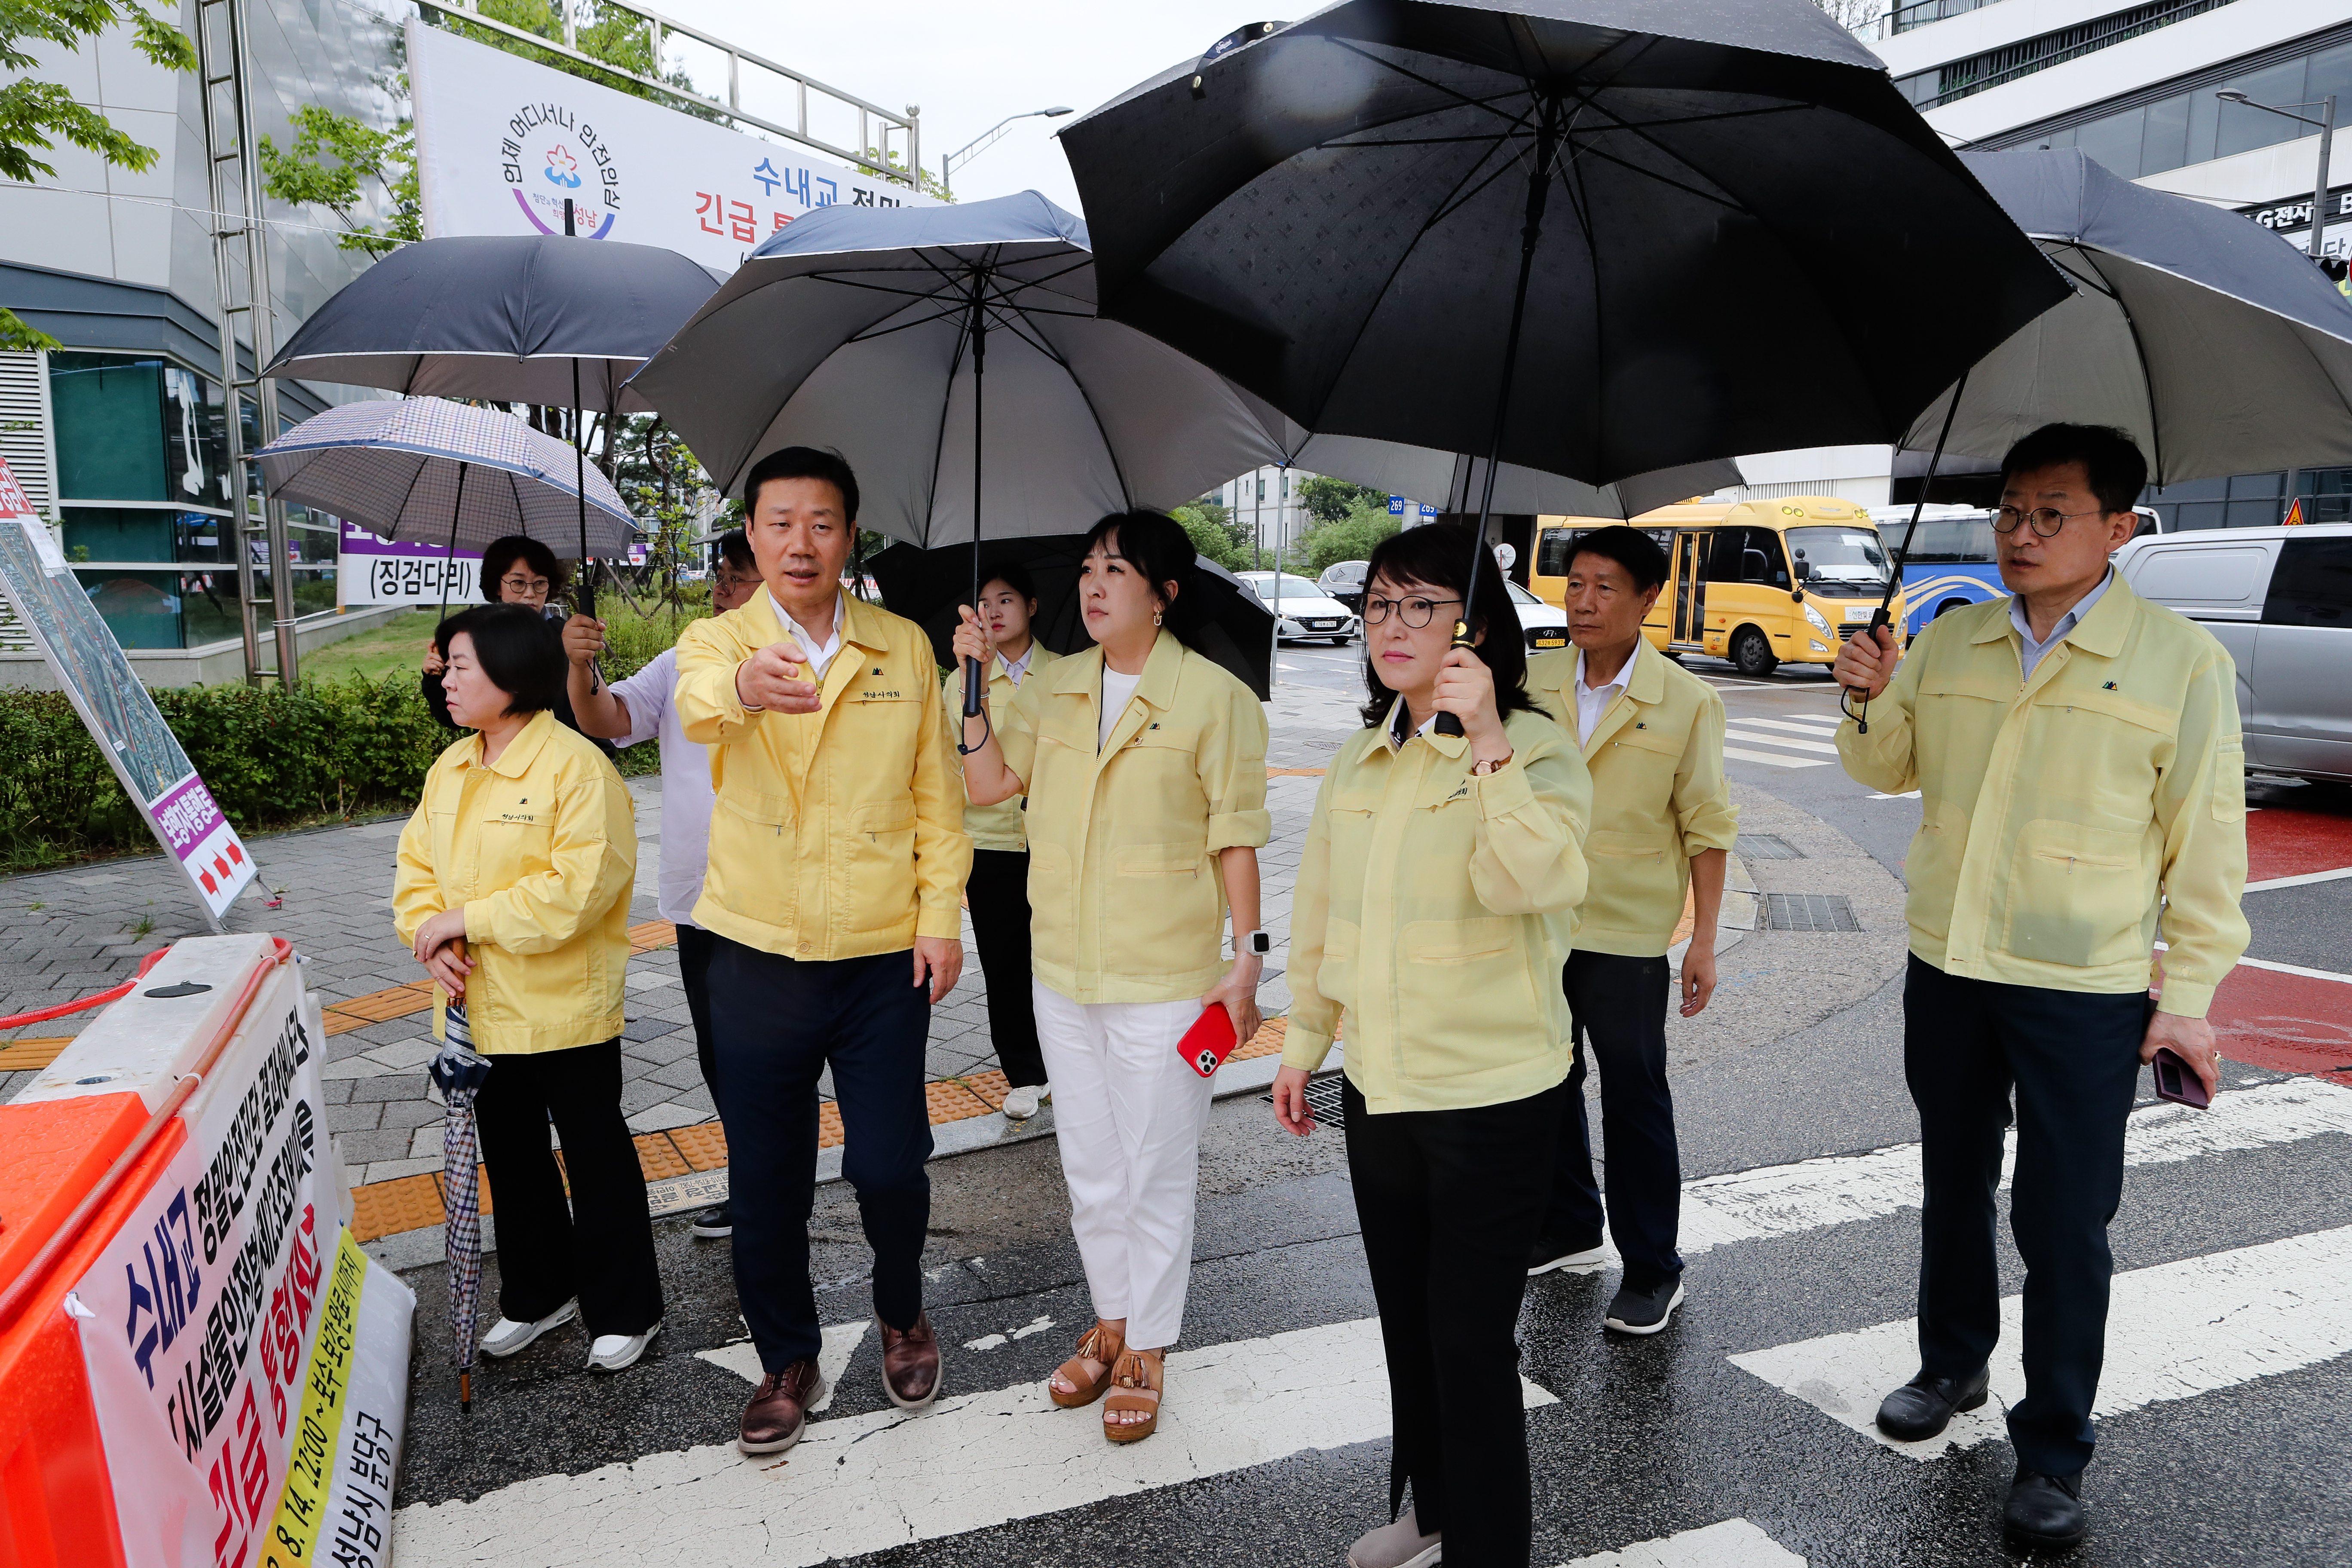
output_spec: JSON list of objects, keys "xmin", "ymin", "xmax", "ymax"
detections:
[
  {"xmin": 409, "ymin": 20, "xmax": 934, "ymax": 276},
  {"xmin": 66, "ymin": 962, "xmax": 411, "ymax": 1568},
  {"xmin": 335, "ymin": 520, "xmax": 481, "ymax": 608}
]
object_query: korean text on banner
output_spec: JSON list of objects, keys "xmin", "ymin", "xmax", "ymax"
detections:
[
  {"xmin": 65, "ymin": 961, "xmax": 411, "ymax": 1568},
  {"xmin": 0, "ymin": 456, "xmax": 257, "ymax": 926},
  {"xmin": 406, "ymin": 18, "xmax": 934, "ymax": 276},
  {"xmin": 337, "ymin": 521, "xmax": 481, "ymax": 608}
]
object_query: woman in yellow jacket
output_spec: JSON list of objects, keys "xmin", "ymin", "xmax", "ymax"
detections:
[
  {"xmin": 942, "ymin": 561, "xmax": 1060, "ymax": 1121},
  {"xmin": 951, "ymin": 511, "xmax": 1270, "ymax": 1446},
  {"xmin": 1270, "ymin": 524, "xmax": 1590, "ymax": 1568},
  {"xmin": 393, "ymin": 603, "xmax": 658, "ymax": 1373}
]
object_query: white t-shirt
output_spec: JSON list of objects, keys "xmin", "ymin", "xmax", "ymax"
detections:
[
  {"xmin": 608, "ymin": 647, "xmax": 712, "ymax": 925},
  {"xmin": 1100, "ymin": 665, "xmax": 1143, "ymax": 749},
  {"xmin": 1572, "ymin": 638, "xmax": 1639, "ymax": 745}
]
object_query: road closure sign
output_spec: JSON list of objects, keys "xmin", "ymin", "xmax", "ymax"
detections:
[
  {"xmin": 0, "ymin": 457, "xmax": 257, "ymax": 926},
  {"xmin": 408, "ymin": 19, "xmax": 935, "ymax": 276}
]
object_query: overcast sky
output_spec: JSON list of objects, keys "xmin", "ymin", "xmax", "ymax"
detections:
[{"xmin": 659, "ymin": 1, "xmax": 1264, "ymax": 211}]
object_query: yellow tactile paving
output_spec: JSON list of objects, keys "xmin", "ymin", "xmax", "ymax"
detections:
[
  {"xmin": 1229, "ymin": 1017, "xmax": 1289, "ymax": 1062},
  {"xmin": 352, "ymin": 1173, "xmax": 444, "ymax": 1242},
  {"xmin": 629, "ymin": 919, "xmax": 678, "ymax": 953},
  {"xmin": 817, "ymin": 1101, "xmax": 844, "ymax": 1150},
  {"xmin": 1266, "ymin": 767, "xmax": 1327, "ymax": 777},
  {"xmin": 0, "ymin": 1037, "xmax": 74, "ymax": 1071},
  {"xmin": 668, "ymin": 1122, "xmax": 729, "ymax": 1171},
  {"xmin": 633, "ymin": 1132, "xmax": 690, "ymax": 1183},
  {"xmin": 956, "ymin": 1070, "xmax": 1011, "ymax": 1110}
]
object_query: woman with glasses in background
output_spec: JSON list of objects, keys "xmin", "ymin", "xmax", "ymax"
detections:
[
  {"xmin": 421, "ymin": 536, "xmax": 607, "ymax": 750},
  {"xmin": 1271, "ymin": 522, "xmax": 1591, "ymax": 1568}
]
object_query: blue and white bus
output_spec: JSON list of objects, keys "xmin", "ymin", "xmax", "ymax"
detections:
[{"xmin": 1882, "ymin": 505, "xmax": 2000, "ymax": 638}]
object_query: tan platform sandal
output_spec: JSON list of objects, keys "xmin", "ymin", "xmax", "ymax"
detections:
[
  {"xmin": 1102, "ymin": 1346, "xmax": 1163, "ymax": 1444},
  {"xmin": 1049, "ymin": 1321, "xmax": 1125, "ymax": 1409}
]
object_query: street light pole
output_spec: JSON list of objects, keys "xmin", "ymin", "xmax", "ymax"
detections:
[
  {"xmin": 942, "ymin": 106, "xmax": 1074, "ymax": 196},
  {"xmin": 2219, "ymin": 90, "xmax": 2339, "ymax": 262}
]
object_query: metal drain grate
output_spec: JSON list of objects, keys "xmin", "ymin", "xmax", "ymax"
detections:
[
  {"xmin": 1764, "ymin": 892, "xmax": 1862, "ymax": 932},
  {"xmin": 1262, "ymin": 1073, "xmax": 1349, "ymax": 1131},
  {"xmin": 1737, "ymin": 833, "xmax": 1804, "ymax": 860}
]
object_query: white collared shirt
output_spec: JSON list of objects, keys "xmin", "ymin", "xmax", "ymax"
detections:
[
  {"xmin": 769, "ymin": 586, "xmax": 845, "ymax": 679},
  {"xmin": 1572, "ymin": 638, "xmax": 1640, "ymax": 745},
  {"xmin": 2011, "ymin": 567, "xmax": 2113, "ymax": 680},
  {"xmin": 1385, "ymin": 698, "xmax": 1438, "ymax": 749},
  {"xmin": 1001, "ymin": 642, "xmax": 1035, "ymax": 687}
]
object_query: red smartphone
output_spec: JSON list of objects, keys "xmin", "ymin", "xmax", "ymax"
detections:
[
  {"xmin": 2151, "ymin": 1047, "xmax": 2211, "ymax": 1109},
  {"xmin": 1179, "ymin": 1004, "xmax": 1239, "ymax": 1079}
]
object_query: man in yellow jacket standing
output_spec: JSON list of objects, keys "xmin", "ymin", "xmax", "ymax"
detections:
[
  {"xmin": 1834, "ymin": 424, "xmax": 2248, "ymax": 1553},
  {"xmin": 674, "ymin": 447, "xmax": 971, "ymax": 1458},
  {"xmin": 1525, "ymin": 526, "xmax": 1738, "ymax": 1338}
]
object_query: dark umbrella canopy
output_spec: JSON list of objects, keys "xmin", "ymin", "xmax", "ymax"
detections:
[
  {"xmin": 870, "ymin": 536, "xmax": 1279, "ymax": 699},
  {"xmin": 1899, "ymin": 148, "xmax": 2352, "ymax": 483},
  {"xmin": 263, "ymin": 235, "xmax": 722, "ymax": 412},
  {"xmin": 1061, "ymin": 0, "xmax": 2070, "ymax": 487}
]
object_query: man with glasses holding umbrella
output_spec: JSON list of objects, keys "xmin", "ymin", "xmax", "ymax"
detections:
[{"xmin": 1833, "ymin": 423, "xmax": 2248, "ymax": 1552}]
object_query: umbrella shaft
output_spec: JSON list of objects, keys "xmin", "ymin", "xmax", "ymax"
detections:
[
  {"xmin": 965, "ymin": 271, "xmax": 989, "ymax": 719},
  {"xmin": 1853, "ymin": 366, "xmax": 1972, "ymax": 734}
]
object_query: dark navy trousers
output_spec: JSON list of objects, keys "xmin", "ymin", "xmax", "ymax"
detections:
[
  {"xmin": 1903, "ymin": 954, "xmax": 2150, "ymax": 1477},
  {"xmin": 709, "ymin": 937, "xmax": 933, "ymax": 1372},
  {"xmin": 1544, "ymin": 949, "xmax": 1684, "ymax": 1291}
]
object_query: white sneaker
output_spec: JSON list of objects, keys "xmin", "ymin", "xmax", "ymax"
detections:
[
  {"xmin": 479, "ymin": 1299, "xmax": 577, "ymax": 1358},
  {"xmin": 1348, "ymin": 1507, "xmax": 1442, "ymax": 1568},
  {"xmin": 587, "ymin": 1320, "xmax": 662, "ymax": 1372},
  {"xmin": 1002, "ymin": 1083, "xmax": 1050, "ymax": 1121}
]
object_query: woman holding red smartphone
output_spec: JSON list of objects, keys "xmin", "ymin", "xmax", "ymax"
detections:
[
  {"xmin": 1271, "ymin": 524, "xmax": 1591, "ymax": 1568},
  {"xmin": 952, "ymin": 510, "xmax": 1270, "ymax": 1446}
]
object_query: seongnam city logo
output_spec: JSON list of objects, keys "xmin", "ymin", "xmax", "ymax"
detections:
[{"xmin": 499, "ymin": 100, "xmax": 621, "ymax": 238}]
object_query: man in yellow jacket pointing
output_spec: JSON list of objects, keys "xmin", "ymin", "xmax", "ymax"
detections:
[{"xmin": 1833, "ymin": 424, "xmax": 2247, "ymax": 1553}]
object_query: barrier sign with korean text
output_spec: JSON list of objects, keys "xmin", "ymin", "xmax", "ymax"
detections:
[
  {"xmin": 408, "ymin": 19, "xmax": 936, "ymax": 276},
  {"xmin": 336, "ymin": 520, "xmax": 481, "ymax": 607},
  {"xmin": 0, "ymin": 457, "xmax": 256, "ymax": 927},
  {"xmin": 65, "ymin": 961, "xmax": 413, "ymax": 1568}
]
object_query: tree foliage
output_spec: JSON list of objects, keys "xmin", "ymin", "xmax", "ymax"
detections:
[
  {"xmin": 257, "ymin": 104, "xmax": 420, "ymax": 255},
  {"xmin": 1298, "ymin": 475, "xmax": 1386, "ymax": 527},
  {"xmin": 0, "ymin": 0, "xmax": 195, "ymax": 347},
  {"xmin": 1172, "ymin": 499, "xmax": 1254, "ymax": 573},
  {"xmin": 1295, "ymin": 500, "xmax": 1399, "ymax": 574}
]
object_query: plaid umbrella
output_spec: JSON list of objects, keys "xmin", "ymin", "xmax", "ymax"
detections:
[
  {"xmin": 258, "ymin": 396, "xmax": 635, "ymax": 557},
  {"xmin": 428, "ymin": 1004, "xmax": 493, "ymax": 1412}
]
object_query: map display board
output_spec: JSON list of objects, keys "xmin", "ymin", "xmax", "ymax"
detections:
[{"xmin": 0, "ymin": 457, "xmax": 257, "ymax": 925}]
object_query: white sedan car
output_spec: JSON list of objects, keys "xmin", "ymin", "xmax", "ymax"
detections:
[
  {"xmin": 1239, "ymin": 572, "xmax": 1359, "ymax": 644},
  {"xmin": 1507, "ymin": 580, "xmax": 1572, "ymax": 653}
]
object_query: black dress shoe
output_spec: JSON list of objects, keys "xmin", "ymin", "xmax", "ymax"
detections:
[
  {"xmin": 690, "ymin": 1201, "xmax": 733, "ymax": 1239},
  {"xmin": 2004, "ymin": 1468, "xmax": 2086, "ymax": 1550},
  {"xmin": 1874, "ymin": 1365, "xmax": 1991, "ymax": 1440}
]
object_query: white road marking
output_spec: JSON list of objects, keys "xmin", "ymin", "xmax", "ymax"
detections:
[
  {"xmin": 694, "ymin": 1319, "xmax": 869, "ymax": 1413},
  {"xmin": 1723, "ymin": 728, "xmax": 1843, "ymax": 756},
  {"xmin": 1724, "ymin": 745, "xmax": 1833, "ymax": 770},
  {"xmin": 1865, "ymin": 790, "xmax": 1920, "ymax": 800},
  {"xmin": 2245, "ymin": 866, "xmax": 2352, "ymax": 892},
  {"xmin": 962, "ymin": 1314, "xmax": 1056, "ymax": 1351},
  {"xmin": 1731, "ymin": 1225, "xmax": 2352, "ymax": 1459},
  {"xmin": 1559, "ymin": 1517, "xmax": 1807, "ymax": 1567},
  {"xmin": 396, "ymin": 1316, "xmax": 1556, "ymax": 1567},
  {"xmin": 2236, "ymin": 955, "xmax": 2352, "ymax": 985},
  {"xmin": 1731, "ymin": 716, "xmax": 1844, "ymax": 735}
]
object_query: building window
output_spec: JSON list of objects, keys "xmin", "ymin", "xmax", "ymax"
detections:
[
  {"xmin": 2022, "ymin": 38, "xmax": 2352, "ymax": 184},
  {"xmin": 1891, "ymin": 0, "xmax": 2002, "ymax": 35},
  {"xmin": 1895, "ymin": 0, "xmax": 2240, "ymax": 112},
  {"xmin": 2141, "ymin": 471, "xmax": 2286, "ymax": 531}
]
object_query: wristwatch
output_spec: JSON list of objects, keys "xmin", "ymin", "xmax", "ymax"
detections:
[
  {"xmin": 1232, "ymin": 929, "xmax": 1272, "ymax": 958},
  {"xmin": 1471, "ymin": 749, "xmax": 1513, "ymax": 777}
]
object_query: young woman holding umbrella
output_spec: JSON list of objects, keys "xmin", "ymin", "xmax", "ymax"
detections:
[
  {"xmin": 943, "ymin": 561, "xmax": 1062, "ymax": 1123},
  {"xmin": 393, "ymin": 603, "xmax": 662, "ymax": 1374},
  {"xmin": 950, "ymin": 510, "xmax": 1270, "ymax": 1445},
  {"xmin": 1269, "ymin": 524, "xmax": 1591, "ymax": 1568}
]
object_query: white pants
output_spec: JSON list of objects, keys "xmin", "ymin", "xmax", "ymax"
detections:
[{"xmin": 1032, "ymin": 982, "xmax": 1217, "ymax": 1351}]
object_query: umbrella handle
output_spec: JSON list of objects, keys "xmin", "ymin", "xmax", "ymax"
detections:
[
  {"xmin": 963, "ymin": 656, "xmax": 985, "ymax": 717},
  {"xmin": 1435, "ymin": 621, "xmax": 1471, "ymax": 738}
]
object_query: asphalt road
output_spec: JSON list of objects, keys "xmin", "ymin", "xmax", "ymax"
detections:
[{"xmin": 386, "ymin": 638, "xmax": 2352, "ymax": 1568}]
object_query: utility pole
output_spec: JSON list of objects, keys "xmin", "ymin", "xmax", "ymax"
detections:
[{"xmin": 2220, "ymin": 90, "xmax": 2339, "ymax": 263}]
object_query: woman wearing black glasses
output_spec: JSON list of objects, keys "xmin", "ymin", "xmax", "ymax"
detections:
[{"xmin": 421, "ymin": 535, "xmax": 607, "ymax": 750}]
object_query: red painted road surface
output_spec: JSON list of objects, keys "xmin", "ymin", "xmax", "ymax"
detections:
[
  {"xmin": 2221, "ymin": 786, "xmax": 2352, "ymax": 1083},
  {"xmin": 2246, "ymin": 803, "xmax": 2352, "ymax": 883}
]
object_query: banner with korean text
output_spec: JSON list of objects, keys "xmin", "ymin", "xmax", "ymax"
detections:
[
  {"xmin": 65, "ymin": 959, "xmax": 414, "ymax": 1568},
  {"xmin": 408, "ymin": 19, "xmax": 935, "ymax": 276}
]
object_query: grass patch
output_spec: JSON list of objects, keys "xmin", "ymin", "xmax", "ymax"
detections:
[{"xmin": 302, "ymin": 609, "xmax": 446, "ymax": 684}]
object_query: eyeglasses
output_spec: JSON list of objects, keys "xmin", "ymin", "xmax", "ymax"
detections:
[
  {"xmin": 1363, "ymin": 594, "xmax": 1463, "ymax": 628},
  {"xmin": 499, "ymin": 574, "xmax": 552, "ymax": 597},
  {"xmin": 714, "ymin": 573, "xmax": 760, "ymax": 591},
  {"xmin": 1993, "ymin": 505, "xmax": 2104, "ymax": 539}
]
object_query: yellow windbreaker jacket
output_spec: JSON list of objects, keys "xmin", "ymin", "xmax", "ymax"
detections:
[
  {"xmin": 1837, "ymin": 579, "xmax": 2248, "ymax": 1017},
  {"xmin": 943, "ymin": 642, "xmax": 1063, "ymax": 853},
  {"xmin": 997, "ymin": 629, "xmax": 1271, "ymax": 1003},
  {"xmin": 1282, "ymin": 705, "xmax": 1592, "ymax": 1115},
  {"xmin": 392, "ymin": 709, "xmax": 637, "ymax": 1054},
  {"xmin": 1528, "ymin": 645, "xmax": 1740, "ymax": 956},
  {"xmin": 674, "ymin": 589, "xmax": 970, "ymax": 959}
]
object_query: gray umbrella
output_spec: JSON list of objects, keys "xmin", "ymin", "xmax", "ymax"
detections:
[{"xmin": 1900, "ymin": 147, "xmax": 2352, "ymax": 483}]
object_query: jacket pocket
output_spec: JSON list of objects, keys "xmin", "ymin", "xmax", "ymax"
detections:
[
  {"xmin": 1396, "ymin": 917, "xmax": 1545, "ymax": 1085},
  {"xmin": 1311, "ymin": 915, "xmax": 1359, "ymax": 1011},
  {"xmin": 2005, "ymin": 818, "xmax": 2150, "ymax": 968},
  {"xmin": 846, "ymin": 796, "xmax": 919, "ymax": 932},
  {"xmin": 1114, "ymin": 842, "xmax": 1205, "ymax": 877}
]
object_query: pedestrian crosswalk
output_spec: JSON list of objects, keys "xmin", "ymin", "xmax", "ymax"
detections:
[
  {"xmin": 390, "ymin": 1077, "xmax": 2352, "ymax": 1568},
  {"xmin": 1720, "ymin": 710, "xmax": 1844, "ymax": 769}
]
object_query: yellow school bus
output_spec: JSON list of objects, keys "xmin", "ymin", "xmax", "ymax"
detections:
[{"xmin": 1529, "ymin": 497, "xmax": 1907, "ymax": 677}]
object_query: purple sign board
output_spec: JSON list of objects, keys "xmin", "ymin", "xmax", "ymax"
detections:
[{"xmin": 338, "ymin": 521, "xmax": 483, "ymax": 607}]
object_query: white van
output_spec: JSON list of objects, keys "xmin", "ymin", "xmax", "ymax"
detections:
[{"xmin": 2113, "ymin": 523, "xmax": 2352, "ymax": 784}]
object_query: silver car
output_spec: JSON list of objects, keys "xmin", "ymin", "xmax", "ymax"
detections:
[{"xmin": 2114, "ymin": 522, "xmax": 2352, "ymax": 783}]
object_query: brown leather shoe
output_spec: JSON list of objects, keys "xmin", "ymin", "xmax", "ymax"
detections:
[
  {"xmin": 876, "ymin": 1311, "xmax": 942, "ymax": 1410},
  {"xmin": 738, "ymin": 1358, "xmax": 825, "ymax": 1455}
]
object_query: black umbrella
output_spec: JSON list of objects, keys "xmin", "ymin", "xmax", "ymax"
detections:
[
  {"xmin": 1062, "ymin": 0, "xmax": 2068, "ymax": 730},
  {"xmin": 263, "ymin": 233, "xmax": 720, "ymax": 618},
  {"xmin": 870, "ymin": 536, "xmax": 1279, "ymax": 700}
]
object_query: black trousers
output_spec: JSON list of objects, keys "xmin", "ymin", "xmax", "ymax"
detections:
[
  {"xmin": 710, "ymin": 937, "xmax": 933, "ymax": 1371},
  {"xmin": 966, "ymin": 848, "xmax": 1046, "ymax": 1088},
  {"xmin": 1544, "ymin": 950, "xmax": 1683, "ymax": 1290},
  {"xmin": 1347, "ymin": 1077, "xmax": 1565, "ymax": 1568},
  {"xmin": 473, "ymin": 1038, "xmax": 664, "ymax": 1336},
  {"xmin": 1904, "ymin": 955, "xmax": 2149, "ymax": 1477},
  {"xmin": 674, "ymin": 922, "xmax": 719, "ymax": 1096}
]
